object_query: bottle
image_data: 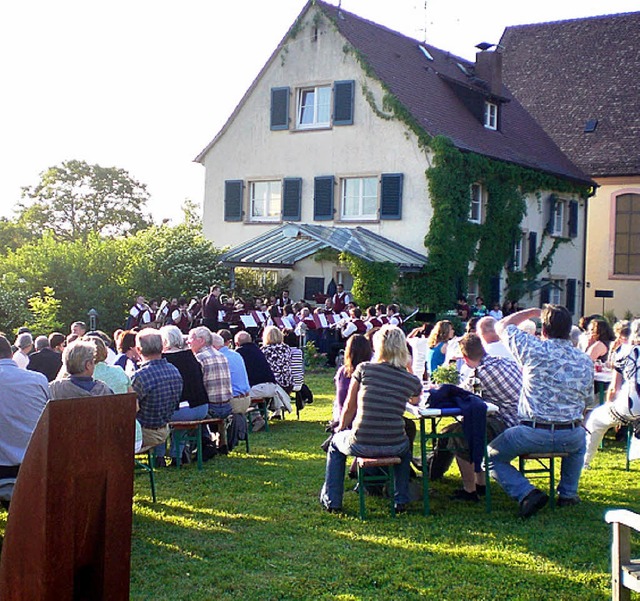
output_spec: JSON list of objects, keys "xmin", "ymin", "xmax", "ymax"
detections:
[{"xmin": 472, "ymin": 369, "xmax": 482, "ymax": 397}]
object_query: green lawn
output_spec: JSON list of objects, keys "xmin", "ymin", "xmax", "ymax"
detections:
[{"xmin": 2, "ymin": 371, "xmax": 638, "ymax": 599}]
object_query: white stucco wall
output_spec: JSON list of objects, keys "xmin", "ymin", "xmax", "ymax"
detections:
[
  {"xmin": 198, "ymin": 5, "xmax": 587, "ymax": 314},
  {"xmin": 200, "ymin": 6, "xmax": 431, "ymax": 256}
]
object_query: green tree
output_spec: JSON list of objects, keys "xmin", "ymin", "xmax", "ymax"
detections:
[
  {"xmin": 0, "ymin": 274, "xmax": 30, "ymax": 336},
  {"xmin": 0, "ymin": 217, "xmax": 31, "ymax": 255},
  {"xmin": 18, "ymin": 159, "xmax": 152, "ymax": 241},
  {"xmin": 25, "ymin": 287, "xmax": 65, "ymax": 336}
]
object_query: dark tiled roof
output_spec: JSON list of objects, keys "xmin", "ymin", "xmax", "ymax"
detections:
[
  {"xmin": 220, "ymin": 223, "xmax": 427, "ymax": 271},
  {"xmin": 500, "ymin": 12, "xmax": 640, "ymax": 177},
  {"xmin": 315, "ymin": 1, "xmax": 590, "ymax": 185}
]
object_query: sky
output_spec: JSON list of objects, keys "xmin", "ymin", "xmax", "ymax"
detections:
[{"xmin": 1, "ymin": 0, "xmax": 638, "ymax": 225}]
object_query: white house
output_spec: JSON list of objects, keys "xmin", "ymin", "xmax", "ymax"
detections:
[{"xmin": 196, "ymin": 0, "xmax": 593, "ymax": 313}]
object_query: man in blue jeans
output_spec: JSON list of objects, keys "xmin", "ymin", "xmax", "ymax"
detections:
[{"xmin": 489, "ymin": 304, "xmax": 593, "ymax": 517}]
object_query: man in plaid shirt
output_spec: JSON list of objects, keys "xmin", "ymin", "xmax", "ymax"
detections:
[
  {"xmin": 188, "ymin": 326, "xmax": 233, "ymax": 452},
  {"xmin": 132, "ymin": 329, "xmax": 183, "ymax": 452},
  {"xmin": 446, "ymin": 333, "xmax": 522, "ymax": 503}
]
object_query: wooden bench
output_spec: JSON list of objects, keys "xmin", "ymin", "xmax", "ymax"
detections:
[
  {"xmin": 518, "ymin": 452, "xmax": 569, "ymax": 509},
  {"xmin": 605, "ymin": 509, "xmax": 640, "ymax": 600},
  {"xmin": 170, "ymin": 418, "xmax": 225, "ymax": 470},
  {"xmin": 356, "ymin": 456, "xmax": 402, "ymax": 520}
]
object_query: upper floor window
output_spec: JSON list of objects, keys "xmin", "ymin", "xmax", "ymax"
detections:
[
  {"xmin": 484, "ymin": 101, "xmax": 498, "ymax": 130},
  {"xmin": 512, "ymin": 235, "xmax": 523, "ymax": 271},
  {"xmin": 296, "ymin": 86, "xmax": 331, "ymax": 129},
  {"xmin": 270, "ymin": 81, "xmax": 354, "ymax": 131},
  {"xmin": 614, "ymin": 192, "xmax": 640, "ymax": 275},
  {"xmin": 250, "ymin": 181, "xmax": 282, "ymax": 222},
  {"xmin": 470, "ymin": 183, "xmax": 485, "ymax": 223},
  {"xmin": 548, "ymin": 279, "xmax": 563, "ymax": 305},
  {"xmin": 341, "ymin": 177, "xmax": 378, "ymax": 221},
  {"xmin": 550, "ymin": 201, "xmax": 564, "ymax": 236}
]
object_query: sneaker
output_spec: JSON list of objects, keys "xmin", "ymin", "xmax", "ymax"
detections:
[
  {"xmin": 519, "ymin": 488, "xmax": 549, "ymax": 518},
  {"xmin": 320, "ymin": 501, "xmax": 343, "ymax": 514},
  {"xmin": 394, "ymin": 503, "xmax": 408, "ymax": 514},
  {"xmin": 557, "ymin": 495, "xmax": 581, "ymax": 508},
  {"xmin": 476, "ymin": 484, "xmax": 486, "ymax": 497},
  {"xmin": 450, "ymin": 488, "xmax": 480, "ymax": 502}
]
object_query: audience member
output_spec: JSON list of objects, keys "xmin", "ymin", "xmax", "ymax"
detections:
[
  {"xmin": 0, "ymin": 335, "xmax": 49, "ymax": 506},
  {"xmin": 49, "ymin": 339, "xmax": 113, "ymax": 399},
  {"xmin": 583, "ymin": 319, "xmax": 640, "ymax": 468},
  {"xmin": 489, "ymin": 305, "xmax": 593, "ymax": 517},
  {"xmin": 131, "ymin": 329, "xmax": 183, "ymax": 453},
  {"xmin": 26, "ymin": 335, "xmax": 63, "ymax": 381},
  {"xmin": 12, "ymin": 333, "xmax": 33, "ymax": 369},
  {"xmin": 476, "ymin": 316, "xmax": 514, "ymax": 360},
  {"xmin": 215, "ymin": 329, "xmax": 251, "ymax": 414},
  {"xmin": 320, "ymin": 325, "xmax": 422, "ymax": 513},
  {"xmin": 426, "ymin": 320, "xmax": 453, "ymax": 375}
]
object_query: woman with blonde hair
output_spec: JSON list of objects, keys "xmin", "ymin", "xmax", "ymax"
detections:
[
  {"xmin": 320, "ymin": 325, "xmax": 422, "ymax": 514},
  {"xmin": 426, "ymin": 320, "xmax": 453, "ymax": 375}
]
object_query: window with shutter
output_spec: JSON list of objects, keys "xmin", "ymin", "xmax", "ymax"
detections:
[
  {"xmin": 224, "ymin": 180, "xmax": 244, "ymax": 222},
  {"xmin": 613, "ymin": 192, "xmax": 640, "ymax": 275},
  {"xmin": 314, "ymin": 176, "xmax": 334, "ymax": 220},
  {"xmin": 527, "ymin": 232, "xmax": 537, "ymax": 269},
  {"xmin": 341, "ymin": 177, "xmax": 377, "ymax": 221},
  {"xmin": 270, "ymin": 87, "xmax": 290, "ymax": 130},
  {"xmin": 296, "ymin": 86, "xmax": 330, "ymax": 129},
  {"xmin": 568, "ymin": 201, "xmax": 579, "ymax": 238},
  {"xmin": 282, "ymin": 178, "xmax": 302, "ymax": 221},
  {"xmin": 566, "ymin": 278, "xmax": 577, "ymax": 313},
  {"xmin": 249, "ymin": 181, "xmax": 281, "ymax": 222},
  {"xmin": 333, "ymin": 80, "xmax": 354, "ymax": 126},
  {"xmin": 380, "ymin": 173, "xmax": 403, "ymax": 220}
]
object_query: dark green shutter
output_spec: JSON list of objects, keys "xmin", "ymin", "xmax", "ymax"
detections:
[
  {"xmin": 527, "ymin": 231, "xmax": 537, "ymax": 269},
  {"xmin": 270, "ymin": 87, "xmax": 290, "ymax": 130},
  {"xmin": 489, "ymin": 275, "xmax": 501, "ymax": 306},
  {"xmin": 380, "ymin": 173, "xmax": 403, "ymax": 220},
  {"xmin": 566, "ymin": 278, "xmax": 576, "ymax": 313},
  {"xmin": 282, "ymin": 178, "xmax": 302, "ymax": 221},
  {"xmin": 546, "ymin": 194, "xmax": 557, "ymax": 234},
  {"xmin": 224, "ymin": 180, "xmax": 243, "ymax": 222},
  {"xmin": 568, "ymin": 201, "xmax": 579, "ymax": 238},
  {"xmin": 333, "ymin": 80, "xmax": 354, "ymax": 126},
  {"xmin": 540, "ymin": 281, "xmax": 551, "ymax": 306},
  {"xmin": 314, "ymin": 176, "xmax": 334, "ymax": 221}
]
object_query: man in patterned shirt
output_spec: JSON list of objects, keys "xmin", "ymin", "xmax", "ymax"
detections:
[
  {"xmin": 132, "ymin": 329, "xmax": 183, "ymax": 452},
  {"xmin": 447, "ymin": 334, "xmax": 522, "ymax": 502},
  {"xmin": 489, "ymin": 305, "xmax": 593, "ymax": 518},
  {"xmin": 187, "ymin": 326, "xmax": 233, "ymax": 451}
]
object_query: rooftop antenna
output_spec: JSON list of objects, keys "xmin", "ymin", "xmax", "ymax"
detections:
[{"xmin": 337, "ymin": 0, "xmax": 343, "ymax": 19}]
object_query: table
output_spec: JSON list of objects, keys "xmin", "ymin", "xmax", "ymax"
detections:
[{"xmin": 413, "ymin": 403, "xmax": 498, "ymax": 516}]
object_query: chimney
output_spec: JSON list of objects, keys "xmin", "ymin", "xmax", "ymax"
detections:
[{"xmin": 475, "ymin": 50, "xmax": 502, "ymax": 96}]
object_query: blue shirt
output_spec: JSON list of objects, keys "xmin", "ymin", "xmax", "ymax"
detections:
[
  {"xmin": 218, "ymin": 346, "xmax": 250, "ymax": 396},
  {"xmin": 501, "ymin": 325, "xmax": 593, "ymax": 422},
  {"xmin": 131, "ymin": 358, "xmax": 182, "ymax": 428},
  {"xmin": 0, "ymin": 358, "xmax": 50, "ymax": 465}
]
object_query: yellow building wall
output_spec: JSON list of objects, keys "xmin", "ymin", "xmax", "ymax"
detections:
[{"xmin": 585, "ymin": 176, "xmax": 640, "ymax": 318}]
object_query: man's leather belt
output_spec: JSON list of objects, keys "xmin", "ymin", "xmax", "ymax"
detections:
[{"xmin": 521, "ymin": 420, "xmax": 582, "ymax": 431}]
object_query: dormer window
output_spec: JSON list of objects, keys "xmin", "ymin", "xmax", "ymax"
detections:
[{"xmin": 484, "ymin": 101, "xmax": 498, "ymax": 130}]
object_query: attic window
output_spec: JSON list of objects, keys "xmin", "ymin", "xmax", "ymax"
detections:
[
  {"xmin": 311, "ymin": 25, "xmax": 318, "ymax": 42},
  {"xmin": 584, "ymin": 119, "xmax": 598, "ymax": 133},
  {"xmin": 418, "ymin": 45, "xmax": 433, "ymax": 61},
  {"xmin": 484, "ymin": 101, "xmax": 498, "ymax": 130}
]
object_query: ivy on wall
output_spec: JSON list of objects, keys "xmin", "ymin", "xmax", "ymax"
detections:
[{"xmin": 339, "ymin": 252, "xmax": 398, "ymax": 309}]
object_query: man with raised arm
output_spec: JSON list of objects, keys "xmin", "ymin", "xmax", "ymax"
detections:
[{"xmin": 488, "ymin": 305, "xmax": 593, "ymax": 518}]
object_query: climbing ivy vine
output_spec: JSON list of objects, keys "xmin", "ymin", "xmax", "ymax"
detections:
[{"xmin": 339, "ymin": 252, "xmax": 398, "ymax": 309}]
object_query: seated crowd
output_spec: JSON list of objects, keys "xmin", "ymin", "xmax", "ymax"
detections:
[{"xmin": 1, "ymin": 283, "xmax": 637, "ymax": 519}]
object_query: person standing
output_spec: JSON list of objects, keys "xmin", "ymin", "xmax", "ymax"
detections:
[
  {"xmin": 332, "ymin": 283, "xmax": 350, "ymax": 315},
  {"xmin": 489, "ymin": 305, "xmax": 593, "ymax": 517},
  {"xmin": 202, "ymin": 285, "xmax": 225, "ymax": 332}
]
